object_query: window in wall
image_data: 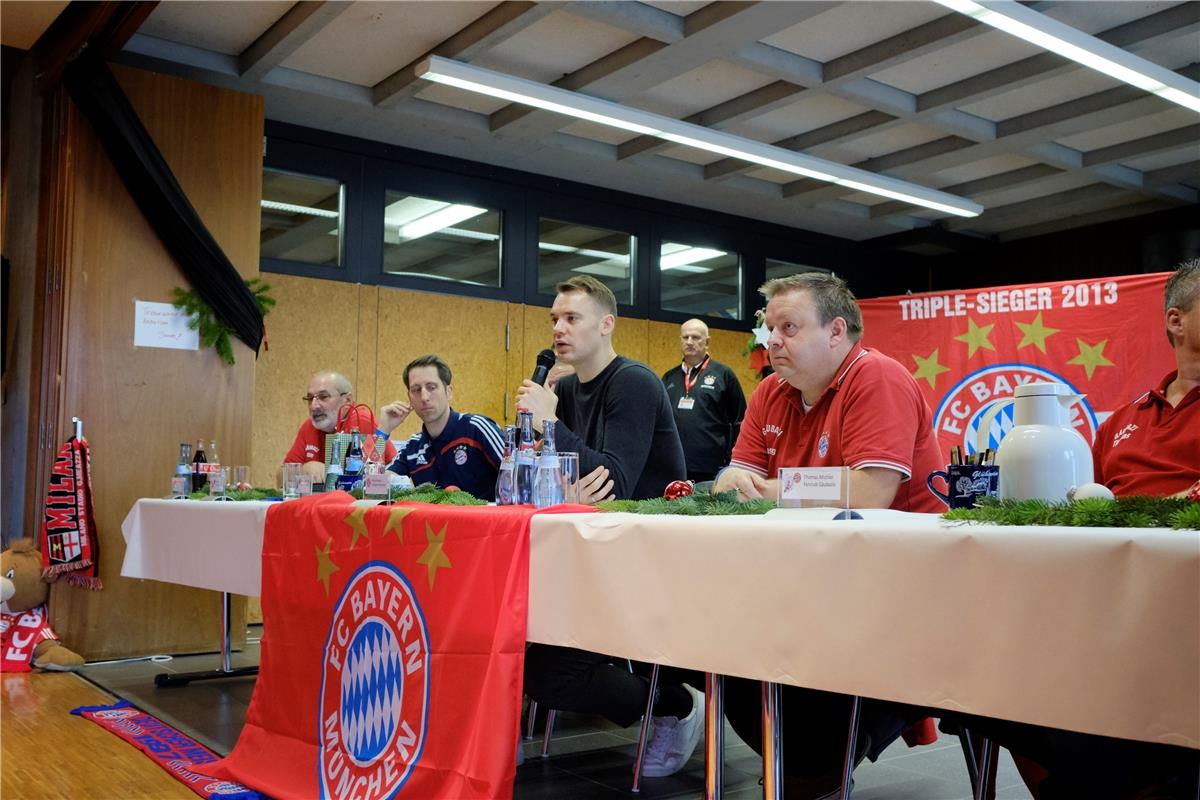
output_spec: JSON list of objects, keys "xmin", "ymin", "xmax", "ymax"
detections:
[
  {"xmin": 659, "ymin": 241, "xmax": 742, "ymax": 319},
  {"xmin": 538, "ymin": 218, "xmax": 635, "ymax": 305},
  {"xmin": 765, "ymin": 257, "xmax": 829, "ymax": 281},
  {"xmin": 260, "ymin": 169, "xmax": 344, "ymax": 266},
  {"xmin": 381, "ymin": 192, "xmax": 502, "ymax": 287}
]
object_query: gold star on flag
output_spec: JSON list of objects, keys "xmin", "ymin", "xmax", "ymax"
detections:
[
  {"xmin": 315, "ymin": 538, "xmax": 340, "ymax": 595},
  {"xmin": 911, "ymin": 348, "xmax": 951, "ymax": 390},
  {"xmin": 416, "ymin": 521, "xmax": 452, "ymax": 590},
  {"xmin": 1067, "ymin": 337, "xmax": 1114, "ymax": 380},
  {"xmin": 383, "ymin": 506, "xmax": 414, "ymax": 543},
  {"xmin": 344, "ymin": 506, "xmax": 370, "ymax": 549},
  {"xmin": 1015, "ymin": 312, "xmax": 1060, "ymax": 354},
  {"xmin": 954, "ymin": 317, "xmax": 995, "ymax": 359}
]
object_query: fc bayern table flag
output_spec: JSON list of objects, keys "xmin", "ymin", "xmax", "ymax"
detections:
[
  {"xmin": 858, "ymin": 273, "xmax": 1173, "ymax": 461},
  {"xmin": 210, "ymin": 494, "xmax": 534, "ymax": 799}
]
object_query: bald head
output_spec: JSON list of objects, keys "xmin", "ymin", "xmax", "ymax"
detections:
[
  {"xmin": 680, "ymin": 319, "xmax": 710, "ymax": 366},
  {"xmin": 306, "ymin": 371, "xmax": 353, "ymax": 432}
]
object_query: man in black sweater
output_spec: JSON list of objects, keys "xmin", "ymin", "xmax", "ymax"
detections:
[{"xmin": 516, "ymin": 276, "xmax": 700, "ymax": 778}]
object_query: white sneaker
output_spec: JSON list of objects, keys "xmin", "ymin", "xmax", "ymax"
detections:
[{"xmin": 639, "ymin": 684, "xmax": 704, "ymax": 778}]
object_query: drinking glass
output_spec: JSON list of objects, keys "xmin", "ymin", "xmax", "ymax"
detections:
[
  {"xmin": 233, "ymin": 465, "xmax": 250, "ymax": 490},
  {"xmin": 210, "ymin": 467, "xmax": 232, "ymax": 500},
  {"xmin": 558, "ymin": 452, "xmax": 580, "ymax": 504},
  {"xmin": 296, "ymin": 473, "xmax": 314, "ymax": 497},
  {"xmin": 282, "ymin": 463, "xmax": 303, "ymax": 499}
]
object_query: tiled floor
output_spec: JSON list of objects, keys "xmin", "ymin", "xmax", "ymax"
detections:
[{"xmin": 78, "ymin": 628, "xmax": 1032, "ymax": 799}]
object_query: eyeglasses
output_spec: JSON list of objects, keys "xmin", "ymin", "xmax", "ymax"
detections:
[{"xmin": 302, "ymin": 391, "xmax": 348, "ymax": 404}]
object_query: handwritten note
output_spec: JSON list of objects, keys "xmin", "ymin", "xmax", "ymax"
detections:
[{"xmin": 133, "ymin": 301, "xmax": 199, "ymax": 351}]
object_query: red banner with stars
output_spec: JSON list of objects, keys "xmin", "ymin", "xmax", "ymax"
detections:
[
  {"xmin": 209, "ymin": 494, "xmax": 535, "ymax": 799},
  {"xmin": 858, "ymin": 273, "xmax": 1173, "ymax": 462}
]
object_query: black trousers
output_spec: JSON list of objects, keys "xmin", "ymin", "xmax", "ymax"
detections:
[
  {"xmin": 955, "ymin": 714, "xmax": 1200, "ymax": 799},
  {"xmin": 723, "ymin": 677, "xmax": 925, "ymax": 780},
  {"xmin": 524, "ymin": 644, "xmax": 703, "ymax": 728}
]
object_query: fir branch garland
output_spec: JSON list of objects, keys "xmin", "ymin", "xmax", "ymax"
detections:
[
  {"xmin": 598, "ymin": 490, "xmax": 776, "ymax": 516},
  {"xmin": 943, "ymin": 496, "xmax": 1198, "ymax": 530},
  {"xmin": 172, "ymin": 278, "xmax": 276, "ymax": 365}
]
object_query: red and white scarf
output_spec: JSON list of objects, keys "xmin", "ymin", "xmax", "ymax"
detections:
[{"xmin": 40, "ymin": 436, "xmax": 102, "ymax": 589}]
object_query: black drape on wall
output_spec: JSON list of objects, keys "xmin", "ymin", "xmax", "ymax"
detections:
[{"xmin": 62, "ymin": 58, "xmax": 263, "ymax": 353}]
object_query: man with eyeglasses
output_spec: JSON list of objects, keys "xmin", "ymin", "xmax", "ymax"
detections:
[{"xmin": 284, "ymin": 370, "xmax": 397, "ymax": 481}]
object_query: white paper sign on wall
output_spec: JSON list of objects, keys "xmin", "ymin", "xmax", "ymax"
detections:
[{"xmin": 133, "ymin": 301, "xmax": 199, "ymax": 351}]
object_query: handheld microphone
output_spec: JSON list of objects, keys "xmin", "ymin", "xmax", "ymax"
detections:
[{"xmin": 531, "ymin": 348, "xmax": 556, "ymax": 386}]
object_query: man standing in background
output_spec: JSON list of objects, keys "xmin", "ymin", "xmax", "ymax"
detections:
[{"xmin": 661, "ymin": 318, "xmax": 746, "ymax": 483}]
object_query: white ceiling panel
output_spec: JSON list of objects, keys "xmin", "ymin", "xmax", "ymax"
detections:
[
  {"xmin": 284, "ymin": 1, "xmax": 500, "ymax": 86},
  {"xmin": 723, "ymin": 94, "xmax": 872, "ymax": 142},
  {"xmin": 822, "ymin": 122, "xmax": 949, "ymax": 162},
  {"xmin": 1042, "ymin": 1, "xmax": 1185, "ymax": 35},
  {"xmin": 141, "ymin": 1, "xmax": 292, "ymax": 56},
  {"xmin": 762, "ymin": 2, "xmax": 948, "ymax": 63},
  {"xmin": 1120, "ymin": 151, "xmax": 1200, "ymax": 172},
  {"xmin": 414, "ymin": 82, "xmax": 509, "ymax": 116},
  {"xmin": 1057, "ymin": 108, "xmax": 1199, "ymax": 152},
  {"xmin": 640, "ymin": 1, "xmax": 712, "ymax": 17},
  {"xmin": 560, "ymin": 120, "xmax": 641, "ymax": 146},
  {"xmin": 925, "ymin": 154, "xmax": 1040, "ymax": 187},
  {"xmin": 959, "ymin": 67, "xmax": 1122, "ymax": 122},
  {"xmin": 869, "ymin": 29, "xmax": 1041, "ymax": 96},
  {"xmin": 474, "ymin": 10, "xmax": 642, "ymax": 85},
  {"xmin": 631, "ymin": 60, "xmax": 780, "ymax": 119}
]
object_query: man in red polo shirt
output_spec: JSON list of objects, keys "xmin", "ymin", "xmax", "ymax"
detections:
[
  {"xmin": 715, "ymin": 272, "xmax": 943, "ymax": 512},
  {"xmin": 713, "ymin": 272, "xmax": 941, "ymax": 797},
  {"xmin": 1092, "ymin": 258, "xmax": 1200, "ymax": 499}
]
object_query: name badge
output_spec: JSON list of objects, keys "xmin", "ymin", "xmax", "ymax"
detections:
[{"xmin": 677, "ymin": 396, "xmax": 695, "ymax": 410}]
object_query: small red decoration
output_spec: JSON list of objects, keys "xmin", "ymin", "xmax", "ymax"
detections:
[
  {"xmin": 664, "ymin": 480, "xmax": 693, "ymax": 500},
  {"xmin": 1187, "ymin": 480, "xmax": 1200, "ymax": 503}
]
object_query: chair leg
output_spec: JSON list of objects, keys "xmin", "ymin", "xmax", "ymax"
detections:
[
  {"xmin": 839, "ymin": 696, "xmax": 862, "ymax": 799},
  {"xmin": 524, "ymin": 699, "xmax": 538, "ymax": 741},
  {"xmin": 974, "ymin": 737, "xmax": 998, "ymax": 800},
  {"xmin": 541, "ymin": 709, "xmax": 558, "ymax": 757},
  {"xmin": 631, "ymin": 663, "xmax": 661, "ymax": 793},
  {"xmin": 762, "ymin": 681, "xmax": 784, "ymax": 800},
  {"xmin": 704, "ymin": 672, "xmax": 724, "ymax": 800},
  {"xmin": 959, "ymin": 726, "xmax": 981, "ymax": 794}
]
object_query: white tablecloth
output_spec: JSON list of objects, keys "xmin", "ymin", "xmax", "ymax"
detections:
[{"xmin": 121, "ymin": 500, "xmax": 1199, "ymax": 749}]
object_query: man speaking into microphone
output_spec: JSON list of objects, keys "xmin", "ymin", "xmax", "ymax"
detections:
[{"xmin": 517, "ymin": 277, "xmax": 702, "ymax": 780}]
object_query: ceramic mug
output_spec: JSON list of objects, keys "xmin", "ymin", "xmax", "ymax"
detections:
[{"xmin": 928, "ymin": 464, "xmax": 1000, "ymax": 509}]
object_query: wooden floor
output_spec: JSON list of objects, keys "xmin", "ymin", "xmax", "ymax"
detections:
[{"xmin": 1, "ymin": 671, "xmax": 195, "ymax": 799}]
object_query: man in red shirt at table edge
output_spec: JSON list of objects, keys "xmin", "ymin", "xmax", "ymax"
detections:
[
  {"xmin": 713, "ymin": 272, "xmax": 942, "ymax": 797},
  {"xmin": 283, "ymin": 370, "xmax": 397, "ymax": 483}
]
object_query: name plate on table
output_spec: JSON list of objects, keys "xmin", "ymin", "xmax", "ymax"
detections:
[{"xmin": 778, "ymin": 467, "xmax": 849, "ymax": 508}]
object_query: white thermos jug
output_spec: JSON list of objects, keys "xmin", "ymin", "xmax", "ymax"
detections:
[{"xmin": 994, "ymin": 382, "xmax": 1094, "ymax": 502}]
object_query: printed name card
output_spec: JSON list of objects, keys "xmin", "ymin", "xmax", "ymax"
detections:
[
  {"xmin": 133, "ymin": 301, "xmax": 199, "ymax": 351},
  {"xmin": 777, "ymin": 467, "xmax": 849, "ymax": 508}
]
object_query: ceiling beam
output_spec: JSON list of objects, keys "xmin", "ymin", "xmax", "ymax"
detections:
[
  {"xmin": 997, "ymin": 199, "xmax": 1172, "ymax": 242},
  {"xmin": 1082, "ymin": 124, "xmax": 1200, "ymax": 168},
  {"xmin": 32, "ymin": 1, "xmax": 158, "ymax": 92},
  {"xmin": 373, "ymin": 2, "xmax": 555, "ymax": 108},
  {"xmin": 239, "ymin": 1, "xmax": 351, "ymax": 82},
  {"xmin": 1143, "ymin": 161, "xmax": 1200, "ymax": 190},
  {"xmin": 946, "ymin": 183, "xmax": 1136, "ymax": 233}
]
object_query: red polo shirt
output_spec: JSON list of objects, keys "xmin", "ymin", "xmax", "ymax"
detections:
[
  {"xmin": 730, "ymin": 343, "xmax": 943, "ymax": 512},
  {"xmin": 1092, "ymin": 371, "xmax": 1200, "ymax": 497},
  {"xmin": 283, "ymin": 408, "xmax": 397, "ymax": 464}
]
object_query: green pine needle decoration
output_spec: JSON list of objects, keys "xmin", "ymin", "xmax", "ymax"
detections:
[
  {"xmin": 349, "ymin": 482, "xmax": 487, "ymax": 506},
  {"xmin": 598, "ymin": 490, "xmax": 775, "ymax": 516},
  {"xmin": 172, "ymin": 278, "xmax": 276, "ymax": 365},
  {"xmin": 944, "ymin": 496, "xmax": 1198, "ymax": 530}
]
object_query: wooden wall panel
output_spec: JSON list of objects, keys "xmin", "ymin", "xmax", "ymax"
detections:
[
  {"xmin": 373, "ymin": 287, "xmax": 510, "ymax": 443},
  {"xmin": 251, "ymin": 274, "xmax": 362, "ymax": 487},
  {"xmin": 49, "ymin": 66, "xmax": 262, "ymax": 659}
]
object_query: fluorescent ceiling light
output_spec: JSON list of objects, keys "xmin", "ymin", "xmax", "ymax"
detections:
[
  {"xmin": 415, "ymin": 56, "xmax": 984, "ymax": 218},
  {"xmin": 398, "ymin": 203, "xmax": 488, "ymax": 240},
  {"xmin": 260, "ymin": 200, "xmax": 339, "ymax": 218},
  {"xmin": 933, "ymin": 0, "xmax": 1200, "ymax": 113},
  {"xmin": 660, "ymin": 246, "xmax": 726, "ymax": 271}
]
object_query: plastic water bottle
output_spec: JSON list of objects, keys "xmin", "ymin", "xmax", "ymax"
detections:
[
  {"xmin": 514, "ymin": 411, "xmax": 536, "ymax": 505},
  {"xmin": 495, "ymin": 425, "xmax": 517, "ymax": 505},
  {"xmin": 533, "ymin": 420, "xmax": 564, "ymax": 508}
]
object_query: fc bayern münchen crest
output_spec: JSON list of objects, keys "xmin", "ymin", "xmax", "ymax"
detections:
[
  {"xmin": 933, "ymin": 364, "xmax": 1097, "ymax": 456},
  {"xmin": 319, "ymin": 562, "xmax": 430, "ymax": 800}
]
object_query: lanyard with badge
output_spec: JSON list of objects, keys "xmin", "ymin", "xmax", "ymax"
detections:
[{"xmin": 677, "ymin": 356, "xmax": 709, "ymax": 410}]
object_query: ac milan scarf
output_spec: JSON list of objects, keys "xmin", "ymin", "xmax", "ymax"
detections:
[{"xmin": 40, "ymin": 437, "xmax": 102, "ymax": 590}]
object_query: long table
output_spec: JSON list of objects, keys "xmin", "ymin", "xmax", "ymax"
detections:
[{"xmin": 121, "ymin": 499, "xmax": 1199, "ymax": 750}]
